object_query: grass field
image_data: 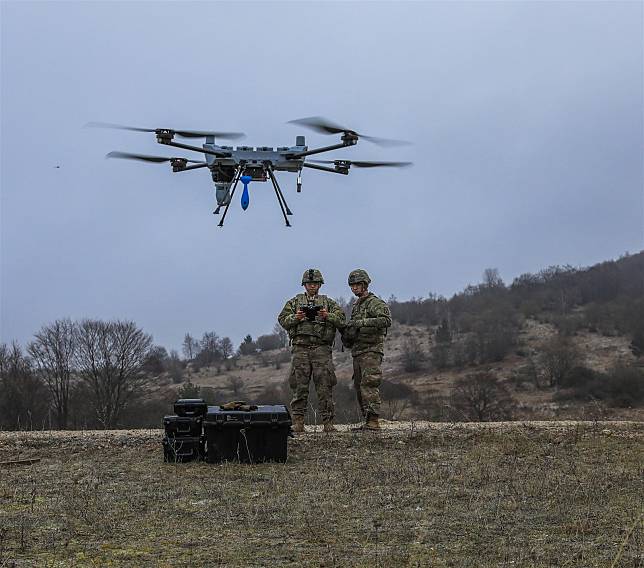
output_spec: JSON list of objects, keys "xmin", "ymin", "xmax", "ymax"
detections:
[{"xmin": 0, "ymin": 421, "xmax": 642, "ymax": 567}]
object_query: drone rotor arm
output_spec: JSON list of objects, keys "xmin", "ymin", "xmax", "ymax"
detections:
[
  {"xmin": 302, "ymin": 162, "xmax": 349, "ymax": 175},
  {"xmin": 173, "ymin": 129, "xmax": 245, "ymax": 140},
  {"xmin": 106, "ymin": 151, "xmax": 206, "ymax": 165},
  {"xmin": 308, "ymin": 159, "xmax": 412, "ymax": 169},
  {"xmin": 175, "ymin": 162, "xmax": 209, "ymax": 172},
  {"xmin": 160, "ymin": 139, "xmax": 231, "ymax": 158}
]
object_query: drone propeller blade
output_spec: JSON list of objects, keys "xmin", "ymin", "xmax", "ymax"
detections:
[
  {"xmin": 87, "ymin": 122, "xmax": 245, "ymax": 140},
  {"xmin": 350, "ymin": 160, "xmax": 412, "ymax": 168},
  {"xmin": 288, "ymin": 116, "xmax": 410, "ymax": 147},
  {"xmin": 106, "ymin": 151, "xmax": 204, "ymax": 164},
  {"xmin": 355, "ymin": 135, "xmax": 410, "ymax": 148},
  {"xmin": 287, "ymin": 116, "xmax": 350, "ymax": 136},
  {"xmin": 309, "ymin": 159, "xmax": 412, "ymax": 168},
  {"xmin": 87, "ymin": 122, "xmax": 155, "ymax": 133}
]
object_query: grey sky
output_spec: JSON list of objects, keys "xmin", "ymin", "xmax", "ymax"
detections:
[{"xmin": 2, "ymin": 1, "xmax": 642, "ymax": 351}]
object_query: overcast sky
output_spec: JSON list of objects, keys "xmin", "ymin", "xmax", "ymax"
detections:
[{"xmin": 2, "ymin": 1, "xmax": 643, "ymax": 352}]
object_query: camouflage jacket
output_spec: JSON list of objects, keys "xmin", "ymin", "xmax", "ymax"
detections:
[
  {"xmin": 348, "ymin": 293, "xmax": 392, "ymax": 355},
  {"xmin": 278, "ymin": 294, "xmax": 345, "ymax": 347}
]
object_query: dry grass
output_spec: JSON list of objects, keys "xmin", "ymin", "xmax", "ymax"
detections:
[{"xmin": 0, "ymin": 421, "xmax": 642, "ymax": 567}]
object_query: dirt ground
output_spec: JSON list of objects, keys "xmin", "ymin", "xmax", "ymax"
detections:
[{"xmin": 0, "ymin": 421, "xmax": 642, "ymax": 567}]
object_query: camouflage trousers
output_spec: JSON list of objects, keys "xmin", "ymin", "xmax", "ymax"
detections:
[
  {"xmin": 352, "ymin": 352, "xmax": 383, "ymax": 418},
  {"xmin": 289, "ymin": 344, "xmax": 337, "ymax": 422}
]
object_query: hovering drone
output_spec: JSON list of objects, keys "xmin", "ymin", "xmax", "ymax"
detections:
[{"xmin": 89, "ymin": 117, "xmax": 412, "ymax": 227}]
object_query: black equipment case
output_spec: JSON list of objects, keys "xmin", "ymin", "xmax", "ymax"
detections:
[
  {"xmin": 174, "ymin": 398, "xmax": 208, "ymax": 417},
  {"xmin": 163, "ymin": 415, "xmax": 203, "ymax": 438},
  {"xmin": 162, "ymin": 435, "xmax": 205, "ymax": 463},
  {"xmin": 203, "ymin": 404, "xmax": 292, "ymax": 463}
]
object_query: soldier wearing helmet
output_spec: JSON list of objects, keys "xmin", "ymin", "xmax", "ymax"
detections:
[
  {"xmin": 278, "ymin": 269, "xmax": 346, "ymax": 433},
  {"xmin": 343, "ymin": 269, "xmax": 392, "ymax": 430}
]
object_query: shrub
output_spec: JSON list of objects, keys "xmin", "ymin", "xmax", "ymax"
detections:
[
  {"xmin": 401, "ymin": 338, "xmax": 426, "ymax": 372},
  {"xmin": 448, "ymin": 372, "xmax": 514, "ymax": 421}
]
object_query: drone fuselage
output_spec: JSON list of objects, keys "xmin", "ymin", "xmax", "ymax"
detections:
[{"xmin": 203, "ymin": 138, "xmax": 307, "ymax": 206}]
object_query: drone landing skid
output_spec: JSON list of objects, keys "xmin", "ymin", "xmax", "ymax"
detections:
[
  {"xmin": 217, "ymin": 165, "xmax": 292, "ymax": 228},
  {"xmin": 267, "ymin": 166, "xmax": 292, "ymax": 227},
  {"xmin": 217, "ymin": 167, "xmax": 243, "ymax": 227}
]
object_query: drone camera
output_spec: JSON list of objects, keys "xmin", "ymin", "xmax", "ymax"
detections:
[{"xmin": 244, "ymin": 166, "xmax": 267, "ymax": 182}]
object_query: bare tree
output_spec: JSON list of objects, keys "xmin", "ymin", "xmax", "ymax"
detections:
[
  {"xmin": 182, "ymin": 333, "xmax": 197, "ymax": 361},
  {"xmin": 167, "ymin": 349, "xmax": 184, "ymax": 384},
  {"xmin": 0, "ymin": 342, "xmax": 49, "ymax": 430},
  {"xmin": 401, "ymin": 337, "xmax": 426, "ymax": 372},
  {"xmin": 257, "ymin": 334, "xmax": 282, "ymax": 352},
  {"xmin": 272, "ymin": 323, "xmax": 288, "ymax": 348},
  {"xmin": 27, "ymin": 318, "xmax": 77, "ymax": 429},
  {"xmin": 220, "ymin": 337, "xmax": 234, "ymax": 359},
  {"xmin": 483, "ymin": 268, "xmax": 505, "ymax": 288},
  {"xmin": 76, "ymin": 319, "xmax": 152, "ymax": 428},
  {"xmin": 539, "ymin": 335, "xmax": 581, "ymax": 387},
  {"xmin": 226, "ymin": 375, "xmax": 246, "ymax": 399},
  {"xmin": 449, "ymin": 372, "xmax": 514, "ymax": 421},
  {"xmin": 196, "ymin": 331, "xmax": 222, "ymax": 367}
]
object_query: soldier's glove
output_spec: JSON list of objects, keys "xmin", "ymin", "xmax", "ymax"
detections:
[{"xmin": 340, "ymin": 326, "xmax": 358, "ymax": 349}]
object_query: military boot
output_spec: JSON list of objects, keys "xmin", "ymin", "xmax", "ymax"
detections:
[
  {"xmin": 323, "ymin": 422, "xmax": 337, "ymax": 433},
  {"xmin": 292, "ymin": 416, "xmax": 305, "ymax": 433},
  {"xmin": 364, "ymin": 414, "xmax": 380, "ymax": 430}
]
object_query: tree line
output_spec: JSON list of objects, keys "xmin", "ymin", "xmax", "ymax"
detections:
[{"xmin": 0, "ymin": 319, "xmax": 290, "ymax": 431}]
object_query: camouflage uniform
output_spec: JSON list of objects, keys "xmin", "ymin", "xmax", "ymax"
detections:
[
  {"xmin": 278, "ymin": 271, "xmax": 345, "ymax": 423},
  {"xmin": 346, "ymin": 270, "xmax": 392, "ymax": 419}
]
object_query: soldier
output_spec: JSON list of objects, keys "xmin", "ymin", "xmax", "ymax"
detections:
[
  {"xmin": 278, "ymin": 269, "xmax": 345, "ymax": 433},
  {"xmin": 342, "ymin": 269, "xmax": 392, "ymax": 430}
]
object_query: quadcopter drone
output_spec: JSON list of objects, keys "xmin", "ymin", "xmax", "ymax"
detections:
[{"xmin": 89, "ymin": 117, "xmax": 412, "ymax": 227}]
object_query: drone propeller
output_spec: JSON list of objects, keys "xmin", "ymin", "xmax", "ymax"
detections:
[
  {"xmin": 87, "ymin": 122, "xmax": 245, "ymax": 140},
  {"xmin": 309, "ymin": 159, "xmax": 412, "ymax": 168},
  {"xmin": 106, "ymin": 151, "xmax": 205, "ymax": 164},
  {"xmin": 288, "ymin": 116, "xmax": 410, "ymax": 147}
]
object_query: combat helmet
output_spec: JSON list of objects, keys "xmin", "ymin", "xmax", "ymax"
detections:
[
  {"xmin": 348, "ymin": 269, "xmax": 371, "ymax": 285},
  {"xmin": 302, "ymin": 268, "xmax": 324, "ymax": 285}
]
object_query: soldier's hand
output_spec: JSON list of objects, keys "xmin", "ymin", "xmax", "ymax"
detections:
[
  {"xmin": 295, "ymin": 309, "xmax": 306, "ymax": 321},
  {"xmin": 318, "ymin": 308, "xmax": 328, "ymax": 320}
]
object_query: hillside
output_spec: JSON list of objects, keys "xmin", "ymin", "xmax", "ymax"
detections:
[
  {"xmin": 153, "ymin": 252, "xmax": 644, "ymax": 424},
  {"xmin": 2, "ymin": 251, "xmax": 642, "ymax": 430},
  {"xmin": 1, "ymin": 422, "xmax": 641, "ymax": 567},
  {"xmin": 158, "ymin": 314, "xmax": 642, "ymax": 424}
]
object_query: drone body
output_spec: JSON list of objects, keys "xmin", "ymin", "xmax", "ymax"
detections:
[{"xmin": 91, "ymin": 117, "xmax": 411, "ymax": 227}]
